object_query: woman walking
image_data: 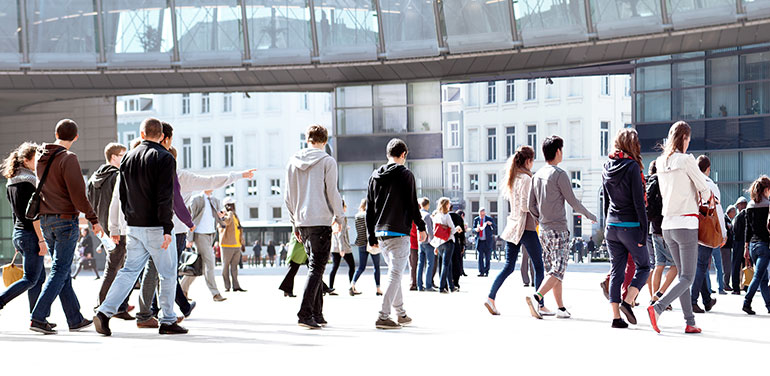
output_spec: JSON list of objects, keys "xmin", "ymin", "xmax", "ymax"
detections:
[
  {"xmin": 485, "ymin": 145, "xmax": 544, "ymax": 315},
  {"xmin": 601, "ymin": 129, "xmax": 651, "ymax": 328},
  {"xmin": 647, "ymin": 121, "xmax": 711, "ymax": 334},
  {"xmin": 430, "ymin": 197, "xmax": 461, "ymax": 294},
  {"xmin": 351, "ymin": 199, "xmax": 381, "ymax": 296},
  {"xmin": 327, "ymin": 201, "xmax": 355, "ymax": 296},
  {"xmin": 279, "ymin": 234, "xmax": 307, "ymax": 297},
  {"xmin": 0, "ymin": 143, "xmax": 49, "ymax": 315},
  {"xmin": 741, "ymin": 176, "xmax": 770, "ymax": 315},
  {"xmin": 219, "ymin": 197, "xmax": 246, "ymax": 292}
]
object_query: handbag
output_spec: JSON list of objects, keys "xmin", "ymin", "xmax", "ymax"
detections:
[
  {"xmin": 433, "ymin": 222, "xmax": 452, "ymax": 242},
  {"xmin": 743, "ymin": 265, "xmax": 754, "ymax": 288},
  {"xmin": 697, "ymin": 194, "xmax": 723, "ymax": 248},
  {"xmin": 2, "ymin": 251, "xmax": 23, "ymax": 287},
  {"xmin": 25, "ymin": 148, "xmax": 64, "ymax": 221},
  {"xmin": 178, "ymin": 250, "xmax": 202, "ymax": 276}
]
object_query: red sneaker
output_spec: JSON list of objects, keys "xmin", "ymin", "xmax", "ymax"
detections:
[
  {"xmin": 685, "ymin": 325, "xmax": 702, "ymax": 334},
  {"xmin": 647, "ymin": 305, "xmax": 660, "ymax": 333}
]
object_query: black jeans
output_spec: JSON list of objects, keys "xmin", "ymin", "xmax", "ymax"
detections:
[
  {"xmin": 279, "ymin": 261, "xmax": 303, "ymax": 294},
  {"xmin": 452, "ymin": 242, "xmax": 464, "ymax": 287},
  {"xmin": 732, "ymin": 242, "xmax": 745, "ymax": 291},
  {"xmin": 329, "ymin": 252, "xmax": 355, "ymax": 289},
  {"xmin": 297, "ymin": 226, "xmax": 332, "ymax": 320}
]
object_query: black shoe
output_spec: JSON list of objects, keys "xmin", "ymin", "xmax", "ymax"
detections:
[
  {"xmin": 30, "ymin": 320, "xmax": 57, "ymax": 335},
  {"xmin": 724, "ymin": 286, "xmax": 733, "ymax": 292},
  {"xmin": 47, "ymin": 322, "xmax": 57, "ymax": 329},
  {"xmin": 705, "ymin": 298, "xmax": 717, "ymax": 312},
  {"xmin": 743, "ymin": 304, "xmax": 756, "ymax": 315},
  {"xmin": 159, "ymin": 322, "xmax": 188, "ymax": 335},
  {"xmin": 620, "ymin": 302, "xmax": 637, "ymax": 325},
  {"xmin": 523, "ymin": 283, "xmax": 530, "ymax": 287},
  {"xmin": 452, "ymin": 287, "xmax": 460, "ymax": 292},
  {"xmin": 183, "ymin": 301, "xmax": 196, "ymax": 318},
  {"xmin": 440, "ymin": 289, "xmax": 449, "ymax": 294},
  {"xmin": 225, "ymin": 289, "xmax": 230, "ymax": 292},
  {"xmin": 313, "ymin": 316, "xmax": 328, "ymax": 327},
  {"xmin": 732, "ymin": 291, "xmax": 742, "ymax": 295},
  {"xmin": 284, "ymin": 292, "xmax": 296, "ymax": 298},
  {"xmin": 298, "ymin": 317, "xmax": 322, "ymax": 329},
  {"xmin": 69, "ymin": 318, "xmax": 93, "ymax": 332},
  {"xmin": 611, "ymin": 318, "xmax": 629, "ymax": 328},
  {"xmin": 478, "ymin": 274, "xmax": 484, "ymax": 277},
  {"xmin": 376, "ymin": 291, "xmax": 383, "ymax": 296},
  {"xmin": 233, "ymin": 288, "xmax": 247, "ymax": 292},
  {"xmin": 349, "ymin": 287, "xmax": 362, "ymax": 296},
  {"xmin": 113, "ymin": 311, "xmax": 135, "ymax": 321},
  {"xmin": 409, "ymin": 286, "xmax": 418, "ymax": 291},
  {"xmin": 692, "ymin": 304, "xmax": 705, "ymax": 314},
  {"xmin": 94, "ymin": 312, "xmax": 111, "ymax": 336}
]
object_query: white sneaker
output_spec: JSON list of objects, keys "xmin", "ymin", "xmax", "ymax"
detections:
[
  {"xmin": 556, "ymin": 308, "xmax": 571, "ymax": 319},
  {"xmin": 538, "ymin": 306, "xmax": 555, "ymax": 316}
]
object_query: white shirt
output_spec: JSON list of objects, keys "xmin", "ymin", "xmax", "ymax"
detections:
[{"xmin": 195, "ymin": 196, "xmax": 216, "ymax": 234}]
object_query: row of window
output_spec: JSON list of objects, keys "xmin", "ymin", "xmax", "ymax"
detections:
[
  {"xmin": 247, "ymin": 207, "xmax": 283, "ymax": 220},
  {"xmin": 459, "ymin": 170, "xmax": 582, "ymax": 193},
  {"xmin": 467, "ymin": 76, "xmax": 632, "ymax": 106},
  {"xmin": 180, "ymin": 93, "xmax": 313, "ymax": 115},
  {"xmin": 220, "ymin": 179, "xmax": 282, "ymax": 198}
]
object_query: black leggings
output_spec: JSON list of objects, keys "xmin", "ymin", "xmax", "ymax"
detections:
[{"xmin": 329, "ymin": 253, "xmax": 355, "ymax": 289}]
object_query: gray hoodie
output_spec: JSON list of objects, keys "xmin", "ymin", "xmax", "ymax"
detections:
[{"xmin": 285, "ymin": 147, "xmax": 344, "ymax": 227}]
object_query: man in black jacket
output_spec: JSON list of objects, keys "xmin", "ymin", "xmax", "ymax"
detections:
[
  {"xmin": 450, "ymin": 209, "xmax": 466, "ymax": 289},
  {"xmin": 367, "ymin": 139, "xmax": 426, "ymax": 330},
  {"xmin": 94, "ymin": 117, "xmax": 186, "ymax": 336},
  {"xmin": 731, "ymin": 197, "xmax": 749, "ymax": 295},
  {"xmin": 87, "ymin": 142, "xmax": 134, "ymax": 320}
]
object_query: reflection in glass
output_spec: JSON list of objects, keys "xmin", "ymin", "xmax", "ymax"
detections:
[
  {"xmin": 379, "ymin": 0, "xmax": 438, "ymax": 59},
  {"xmin": 440, "ymin": 0, "xmax": 513, "ymax": 53},
  {"xmin": 336, "ymin": 86, "xmax": 372, "ymax": 108},
  {"xmin": 515, "ymin": 0, "xmax": 587, "ymax": 46},
  {"xmin": 636, "ymin": 64, "xmax": 670, "ymax": 91},
  {"xmin": 103, "ymin": 0, "xmax": 174, "ymax": 67},
  {"xmin": 740, "ymin": 51, "xmax": 770, "ymax": 81},
  {"xmin": 314, "ymin": 0, "xmax": 378, "ymax": 62},
  {"xmin": 668, "ymin": 0, "xmax": 736, "ymax": 29},
  {"xmin": 590, "ymin": 0, "xmax": 663, "ymax": 39},
  {"xmin": 704, "ymin": 119, "xmax": 739, "ymax": 149},
  {"xmin": 176, "ymin": 1, "xmax": 243, "ymax": 65},
  {"xmin": 374, "ymin": 84, "xmax": 406, "ymax": 106},
  {"xmin": 244, "ymin": 0, "xmax": 313, "ymax": 65},
  {"xmin": 672, "ymin": 61, "xmax": 704, "ymax": 88},
  {"xmin": 336, "ymin": 108, "xmax": 373, "ymax": 135},
  {"xmin": 408, "ymin": 82, "xmax": 440, "ymax": 105},
  {"xmin": 740, "ymin": 82, "xmax": 770, "ymax": 115},
  {"xmin": 707, "ymin": 86, "xmax": 738, "ymax": 118},
  {"xmin": 26, "ymin": 0, "xmax": 98, "ymax": 68},
  {"xmin": 408, "ymin": 105, "xmax": 441, "ymax": 133},
  {"xmin": 672, "ymin": 88, "xmax": 705, "ymax": 120},
  {"xmin": 636, "ymin": 92, "xmax": 671, "ymax": 123},
  {"xmin": 0, "ymin": 1, "xmax": 20, "ymax": 67},
  {"xmin": 374, "ymin": 106, "xmax": 406, "ymax": 133}
]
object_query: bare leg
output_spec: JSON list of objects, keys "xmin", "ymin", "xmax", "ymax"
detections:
[
  {"xmin": 553, "ymin": 280, "xmax": 564, "ymax": 308},
  {"xmin": 659, "ymin": 266, "xmax": 678, "ymax": 295}
]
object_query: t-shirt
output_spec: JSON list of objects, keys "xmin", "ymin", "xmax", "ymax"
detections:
[{"xmin": 195, "ymin": 196, "xmax": 216, "ymax": 234}]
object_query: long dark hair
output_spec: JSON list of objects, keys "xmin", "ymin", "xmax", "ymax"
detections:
[
  {"xmin": 502, "ymin": 145, "xmax": 535, "ymax": 200},
  {"xmin": 613, "ymin": 128, "xmax": 643, "ymax": 170},
  {"xmin": 749, "ymin": 175, "xmax": 770, "ymax": 203},
  {"xmin": 661, "ymin": 121, "xmax": 691, "ymax": 161},
  {"xmin": 1, "ymin": 142, "xmax": 38, "ymax": 179}
]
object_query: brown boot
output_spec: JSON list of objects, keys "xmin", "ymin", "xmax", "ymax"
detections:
[{"xmin": 137, "ymin": 317, "xmax": 159, "ymax": 328}]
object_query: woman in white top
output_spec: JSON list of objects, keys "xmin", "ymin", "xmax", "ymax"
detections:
[
  {"xmin": 647, "ymin": 121, "xmax": 711, "ymax": 334},
  {"xmin": 430, "ymin": 197, "xmax": 462, "ymax": 294}
]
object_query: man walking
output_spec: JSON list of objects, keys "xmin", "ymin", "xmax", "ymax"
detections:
[
  {"xmin": 94, "ymin": 117, "xmax": 186, "ymax": 336},
  {"xmin": 366, "ymin": 138, "xmax": 427, "ymax": 330},
  {"xmin": 731, "ymin": 197, "xmax": 748, "ymax": 295},
  {"xmin": 30, "ymin": 119, "xmax": 101, "ymax": 334},
  {"xmin": 285, "ymin": 125, "xmax": 344, "ymax": 329},
  {"xmin": 182, "ymin": 190, "xmax": 228, "ymax": 302},
  {"xmin": 473, "ymin": 208, "xmax": 496, "ymax": 277},
  {"xmin": 88, "ymin": 142, "xmax": 134, "ymax": 321},
  {"xmin": 526, "ymin": 136, "xmax": 597, "ymax": 319}
]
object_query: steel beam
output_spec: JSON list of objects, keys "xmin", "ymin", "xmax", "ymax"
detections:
[
  {"xmin": 308, "ymin": 0, "xmax": 320, "ymax": 60},
  {"xmin": 169, "ymin": 0, "xmax": 181, "ymax": 64},
  {"xmin": 374, "ymin": 0, "xmax": 387, "ymax": 55},
  {"xmin": 239, "ymin": 0, "xmax": 251, "ymax": 62},
  {"xmin": 96, "ymin": 0, "xmax": 106, "ymax": 64}
]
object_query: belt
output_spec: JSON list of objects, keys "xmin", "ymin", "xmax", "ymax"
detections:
[
  {"xmin": 41, "ymin": 214, "xmax": 77, "ymax": 220},
  {"xmin": 378, "ymin": 235, "xmax": 404, "ymax": 241}
]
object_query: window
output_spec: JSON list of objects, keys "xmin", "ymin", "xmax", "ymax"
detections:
[
  {"xmin": 249, "ymin": 207, "xmax": 259, "ymax": 219},
  {"xmin": 242, "ymin": 93, "xmax": 256, "ymax": 112},
  {"xmin": 505, "ymin": 126, "xmax": 516, "ymax": 157},
  {"xmin": 124, "ymin": 132, "xmax": 136, "ymax": 146},
  {"xmin": 224, "ymin": 136, "xmax": 234, "ymax": 167},
  {"xmin": 505, "ymin": 80, "xmax": 515, "ymax": 103},
  {"xmin": 201, "ymin": 93, "xmax": 210, "ymax": 114},
  {"xmin": 527, "ymin": 79, "xmax": 537, "ymax": 101},
  {"xmin": 625, "ymin": 123, "xmax": 633, "ymax": 129},
  {"xmin": 300, "ymin": 93, "xmax": 309, "ymax": 110},
  {"xmin": 448, "ymin": 121, "xmax": 460, "ymax": 148},
  {"xmin": 487, "ymin": 173, "xmax": 497, "ymax": 191},
  {"xmin": 201, "ymin": 137, "xmax": 211, "ymax": 168},
  {"xmin": 487, "ymin": 128, "xmax": 497, "ymax": 161},
  {"xmin": 223, "ymin": 93, "xmax": 232, "ymax": 113},
  {"xmin": 272, "ymin": 207, "xmax": 282, "ymax": 219},
  {"xmin": 449, "ymin": 163, "xmax": 460, "ymax": 191},
  {"xmin": 469, "ymin": 174, "xmax": 479, "ymax": 191},
  {"xmin": 124, "ymin": 98, "xmax": 139, "ymax": 112},
  {"xmin": 300, "ymin": 133, "xmax": 308, "ymax": 149},
  {"xmin": 527, "ymin": 125, "xmax": 537, "ymax": 159},
  {"xmin": 624, "ymin": 76, "xmax": 632, "ymax": 97},
  {"xmin": 182, "ymin": 94, "xmax": 190, "ymax": 115},
  {"xmin": 570, "ymin": 171, "xmax": 582, "ymax": 189},
  {"xmin": 471, "ymin": 200, "xmax": 480, "ymax": 214},
  {"xmin": 546, "ymin": 80, "xmax": 558, "ymax": 99},
  {"xmin": 247, "ymin": 179, "xmax": 258, "ymax": 196},
  {"xmin": 489, "ymin": 200, "xmax": 498, "ymax": 220},
  {"xmin": 225, "ymin": 183, "xmax": 235, "ymax": 197},
  {"xmin": 468, "ymin": 128, "xmax": 480, "ymax": 162},
  {"xmin": 600, "ymin": 121, "xmax": 610, "ymax": 156},
  {"xmin": 182, "ymin": 138, "xmax": 191, "ymax": 169},
  {"xmin": 486, "ymin": 81, "xmax": 496, "ymax": 104},
  {"xmin": 601, "ymin": 76, "xmax": 611, "ymax": 96},
  {"xmin": 270, "ymin": 179, "xmax": 281, "ymax": 196}
]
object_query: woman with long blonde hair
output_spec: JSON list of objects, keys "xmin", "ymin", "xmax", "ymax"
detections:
[
  {"xmin": 430, "ymin": 197, "xmax": 461, "ymax": 293},
  {"xmin": 485, "ymin": 145, "xmax": 543, "ymax": 316}
]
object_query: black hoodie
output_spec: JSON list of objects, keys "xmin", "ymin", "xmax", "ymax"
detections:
[
  {"xmin": 601, "ymin": 158, "xmax": 648, "ymax": 245},
  {"xmin": 87, "ymin": 164, "xmax": 119, "ymax": 229},
  {"xmin": 366, "ymin": 163, "xmax": 426, "ymax": 246}
]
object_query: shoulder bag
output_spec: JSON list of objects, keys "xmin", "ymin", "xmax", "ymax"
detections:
[
  {"xmin": 25, "ymin": 148, "xmax": 64, "ymax": 221},
  {"xmin": 698, "ymin": 194, "xmax": 723, "ymax": 248},
  {"xmin": 433, "ymin": 221, "xmax": 452, "ymax": 241}
]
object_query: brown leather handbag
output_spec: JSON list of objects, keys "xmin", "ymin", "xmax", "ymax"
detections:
[{"xmin": 698, "ymin": 194, "xmax": 723, "ymax": 248}]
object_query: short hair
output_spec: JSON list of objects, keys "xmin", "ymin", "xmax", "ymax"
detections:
[
  {"xmin": 455, "ymin": 209, "xmax": 464, "ymax": 217},
  {"xmin": 419, "ymin": 197, "xmax": 430, "ymax": 208},
  {"xmin": 306, "ymin": 124, "xmax": 328, "ymax": 144},
  {"xmin": 161, "ymin": 122, "xmax": 173, "ymax": 141},
  {"xmin": 55, "ymin": 119, "xmax": 78, "ymax": 141},
  {"xmin": 542, "ymin": 135, "xmax": 563, "ymax": 162},
  {"xmin": 386, "ymin": 138, "xmax": 408, "ymax": 158},
  {"xmin": 697, "ymin": 155, "xmax": 711, "ymax": 173},
  {"xmin": 168, "ymin": 146, "xmax": 178, "ymax": 159},
  {"xmin": 104, "ymin": 142, "xmax": 126, "ymax": 163},
  {"xmin": 141, "ymin": 118, "xmax": 163, "ymax": 139},
  {"xmin": 726, "ymin": 205, "xmax": 736, "ymax": 215}
]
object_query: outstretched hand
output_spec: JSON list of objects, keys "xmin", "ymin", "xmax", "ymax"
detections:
[{"xmin": 242, "ymin": 169, "xmax": 257, "ymax": 179}]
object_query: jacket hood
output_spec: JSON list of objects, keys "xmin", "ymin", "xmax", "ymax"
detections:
[
  {"xmin": 37, "ymin": 144, "xmax": 66, "ymax": 166},
  {"xmin": 289, "ymin": 148, "xmax": 329, "ymax": 171},
  {"xmin": 603, "ymin": 158, "xmax": 637, "ymax": 181},
  {"xmin": 372, "ymin": 163, "xmax": 406, "ymax": 183},
  {"xmin": 88, "ymin": 164, "xmax": 119, "ymax": 189},
  {"xmin": 747, "ymin": 197, "xmax": 770, "ymax": 209}
]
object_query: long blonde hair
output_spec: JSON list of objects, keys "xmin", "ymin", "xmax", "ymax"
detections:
[
  {"xmin": 433, "ymin": 197, "xmax": 451, "ymax": 216},
  {"xmin": 1, "ymin": 142, "xmax": 38, "ymax": 179},
  {"xmin": 661, "ymin": 121, "xmax": 691, "ymax": 161},
  {"xmin": 502, "ymin": 145, "xmax": 535, "ymax": 200}
]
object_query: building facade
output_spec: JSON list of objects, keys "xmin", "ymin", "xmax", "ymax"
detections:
[{"xmin": 117, "ymin": 91, "xmax": 332, "ymax": 245}]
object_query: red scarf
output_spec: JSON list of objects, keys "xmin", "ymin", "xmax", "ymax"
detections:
[{"xmin": 609, "ymin": 150, "xmax": 647, "ymax": 205}]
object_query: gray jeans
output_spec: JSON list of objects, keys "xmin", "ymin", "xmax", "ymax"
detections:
[
  {"xmin": 379, "ymin": 236, "xmax": 410, "ymax": 320},
  {"xmin": 180, "ymin": 233, "xmax": 220, "ymax": 297},
  {"xmin": 654, "ymin": 228, "xmax": 698, "ymax": 326}
]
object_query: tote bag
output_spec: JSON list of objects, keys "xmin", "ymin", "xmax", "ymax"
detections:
[
  {"xmin": 2, "ymin": 252, "xmax": 23, "ymax": 287},
  {"xmin": 698, "ymin": 194, "xmax": 723, "ymax": 248}
]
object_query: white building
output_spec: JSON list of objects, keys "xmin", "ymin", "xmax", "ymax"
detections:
[
  {"xmin": 448, "ymin": 75, "xmax": 632, "ymax": 240},
  {"xmin": 117, "ymin": 91, "xmax": 332, "ymax": 244}
]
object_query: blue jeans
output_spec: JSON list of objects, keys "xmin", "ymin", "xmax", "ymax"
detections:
[
  {"xmin": 691, "ymin": 245, "xmax": 716, "ymax": 306},
  {"xmin": 437, "ymin": 242, "xmax": 454, "ymax": 290},
  {"xmin": 489, "ymin": 230, "xmax": 545, "ymax": 300},
  {"xmin": 417, "ymin": 243, "xmax": 435, "ymax": 290},
  {"xmin": 98, "ymin": 226, "xmax": 178, "ymax": 325},
  {"xmin": 352, "ymin": 246, "xmax": 381, "ymax": 287},
  {"xmin": 0, "ymin": 229, "xmax": 46, "ymax": 312},
  {"xmin": 745, "ymin": 242, "xmax": 770, "ymax": 308},
  {"xmin": 31, "ymin": 216, "xmax": 85, "ymax": 328},
  {"xmin": 477, "ymin": 239, "xmax": 493, "ymax": 274},
  {"xmin": 711, "ymin": 247, "xmax": 724, "ymax": 292},
  {"xmin": 606, "ymin": 226, "xmax": 651, "ymax": 303}
]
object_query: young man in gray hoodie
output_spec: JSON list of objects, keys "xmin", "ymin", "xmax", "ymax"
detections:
[{"xmin": 285, "ymin": 124, "xmax": 344, "ymax": 329}]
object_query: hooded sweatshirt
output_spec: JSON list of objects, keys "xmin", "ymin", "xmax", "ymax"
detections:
[
  {"xmin": 284, "ymin": 147, "xmax": 344, "ymax": 227},
  {"xmin": 365, "ymin": 163, "xmax": 426, "ymax": 246},
  {"xmin": 87, "ymin": 164, "xmax": 119, "ymax": 229},
  {"xmin": 36, "ymin": 144, "xmax": 98, "ymax": 225},
  {"xmin": 601, "ymin": 158, "xmax": 648, "ymax": 245}
]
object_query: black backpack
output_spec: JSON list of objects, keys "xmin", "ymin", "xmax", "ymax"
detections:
[{"xmin": 646, "ymin": 175, "xmax": 663, "ymax": 222}]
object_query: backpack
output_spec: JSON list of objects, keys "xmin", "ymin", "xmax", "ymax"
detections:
[{"xmin": 646, "ymin": 175, "xmax": 663, "ymax": 222}]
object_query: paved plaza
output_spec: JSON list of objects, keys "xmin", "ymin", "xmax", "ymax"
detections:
[{"xmin": 1, "ymin": 261, "xmax": 767, "ymax": 373}]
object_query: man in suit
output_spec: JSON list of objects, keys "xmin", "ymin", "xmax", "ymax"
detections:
[
  {"xmin": 473, "ymin": 208, "xmax": 496, "ymax": 277},
  {"xmin": 180, "ymin": 190, "xmax": 227, "ymax": 302}
]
